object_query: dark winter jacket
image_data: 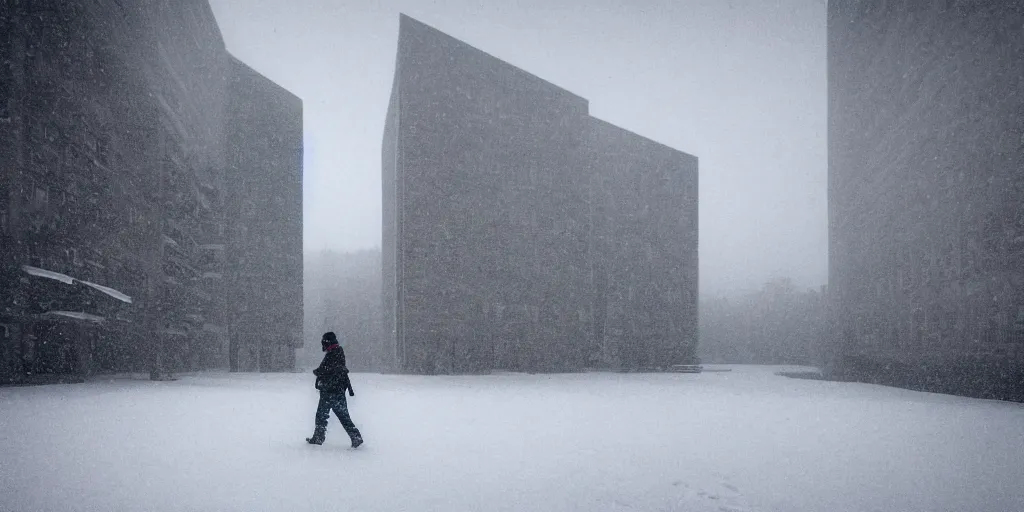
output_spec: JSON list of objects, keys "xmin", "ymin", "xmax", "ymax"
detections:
[{"xmin": 313, "ymin": 344, "xmax": 354, "ymax": 395}]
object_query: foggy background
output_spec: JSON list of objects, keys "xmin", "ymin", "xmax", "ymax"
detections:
[{"xmin": 208, "ymin": 0, "xmax": 828, "ymax": 298}]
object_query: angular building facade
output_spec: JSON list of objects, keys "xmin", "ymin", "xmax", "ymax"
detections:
[
  {"xmin": 225, "ymin": 56, "xmax": 304, "ymax": 372},
  {"xmin": 588, "ymin": 119, "xmax": 700, "ymax": 371},
  {"xmin": 828, "ymin": 1, "xmax": 1024, "ymax": 400},
  {"xmin": 0, "ymin": 1, "xmax": 303, "ymax": 383},
  {"xmin": 382, "ymin": 15, "xmax": 698, "ymax": 374}
]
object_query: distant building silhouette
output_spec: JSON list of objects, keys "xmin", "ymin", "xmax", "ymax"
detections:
[
  {"xmin": 828, "ymin": 1, "xmax": 1024, "ymax": 400},
  {"xmin": 0, "ymin": 1, "xmax": 303, "ymax": 383},
  {"xmin": 381, "ymin": 15, "xmax": 698, "ymax": 374},
  {"xmin": 302, "ymin": 249, "xmax": 382, "ymax": 372}
]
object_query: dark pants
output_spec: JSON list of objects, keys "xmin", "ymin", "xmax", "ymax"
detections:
[{"xmin": 313, "ymin": 391, "xmax": 361, "ymax": 442}]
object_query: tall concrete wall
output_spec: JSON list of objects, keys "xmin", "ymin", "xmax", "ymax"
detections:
[
  {"xmin": 225, "ymin": 57, "xmax": 304, "ymax": 372},
  {"xmin": 380, "ymin": 62, "xmax": 400, "ymax": 372},
  {"xmin": 382, "ymin": 14, "xmax": 699, "ymax": 374},
  {"xmin": 385, "ymin": 15, "xmax": 591, "ymax": 374},
  {"xmin": 0, "ymin": 1, "xmax": 303, "ymax": 382},
  {"xmin": 828, "ymin": 0, "xmax": 1024, "ymax": 399},
  {"xmin": 587, "ymin": 119, "xmax": 699, "ymax": 370}
]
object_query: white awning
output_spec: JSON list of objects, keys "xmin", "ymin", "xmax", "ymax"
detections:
[
  {"xmin": 21, "ymin": 265, "xmax": 75, "ymax": 285},
  {"xmin": 21, "ymin": 265, "xmax": 134, "ymax": 304},
  {"xmin": 46, "ymin": 311, "xmax": 106, "ymax": 323},
  {"xmin": 79, "ymin": 280, "xmax": 133, "ymax": 304}
]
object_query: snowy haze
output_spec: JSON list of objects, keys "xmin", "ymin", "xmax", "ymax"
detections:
[
  {"xmin": 3, "ymin": 367, "xmax": 1023, "ymax": 512},
  {"xmin": 207, "ymin": 0, "xmax": 828, "ymax": 296}
]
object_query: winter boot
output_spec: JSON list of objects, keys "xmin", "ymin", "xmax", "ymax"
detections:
[
  {"xmin": 306, "ymin": 428, "xmax": 326, "ymax": 445},
  {"xmin": 351, "ymin": 435, "xmax": 363, "ymax": 449}
]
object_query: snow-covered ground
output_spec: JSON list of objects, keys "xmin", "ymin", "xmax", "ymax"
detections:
[{"xmin": 1, "ymin": 365, "xmax": 1022, "ymax": 512}]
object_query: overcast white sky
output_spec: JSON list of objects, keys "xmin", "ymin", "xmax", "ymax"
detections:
[{"xmin": 209, "ymin": 0, "xmax": 827, "ymax": 296}]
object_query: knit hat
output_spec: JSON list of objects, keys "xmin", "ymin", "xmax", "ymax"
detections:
[{"xmin": 321, "ymin": 331, "xmax": 339, "ymax": 351}]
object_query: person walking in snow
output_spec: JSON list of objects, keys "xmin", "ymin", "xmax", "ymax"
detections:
[{"xmin": 307, "ymin": 332, "xmax": 363, "ymax": 448}]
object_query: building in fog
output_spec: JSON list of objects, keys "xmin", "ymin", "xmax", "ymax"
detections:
[
  {"xmin": 381, "ymin": 15, "xmax": 698, "ymax": 374},
  {"xmin": 302, "ymin": 249, "xmax": 382, "ymax": 372},
  {"xmin": 0, "ymin": 1, "xmax": 303, "ymax": 383},
  {"xmin": 225, "ymin": 56, "xmax": 304, "ymax": 372},
  {"xmin": 828, "ymin": 1, "xmax": 1024, "ymax": 400}
]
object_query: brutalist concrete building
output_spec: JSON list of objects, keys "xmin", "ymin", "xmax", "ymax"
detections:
[
  {"xmin": 828, "ymin": 1, "xmax": 1024, "ymax": 400},
  {"xmin": 0, "ymin": 0, "xmax": 303, "ymax": 383},
  {"xmin": 225, "ymin": 56, "xmax": 304, "ymax": 372},
  {"xmin": 381, "ymin": 15, "xmax": 698, "ymax": 374}
]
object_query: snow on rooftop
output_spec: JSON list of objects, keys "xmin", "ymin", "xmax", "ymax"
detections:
[{"xmin": 1, "ymin": 366, "xmax": 1022, "ymax": 512}]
